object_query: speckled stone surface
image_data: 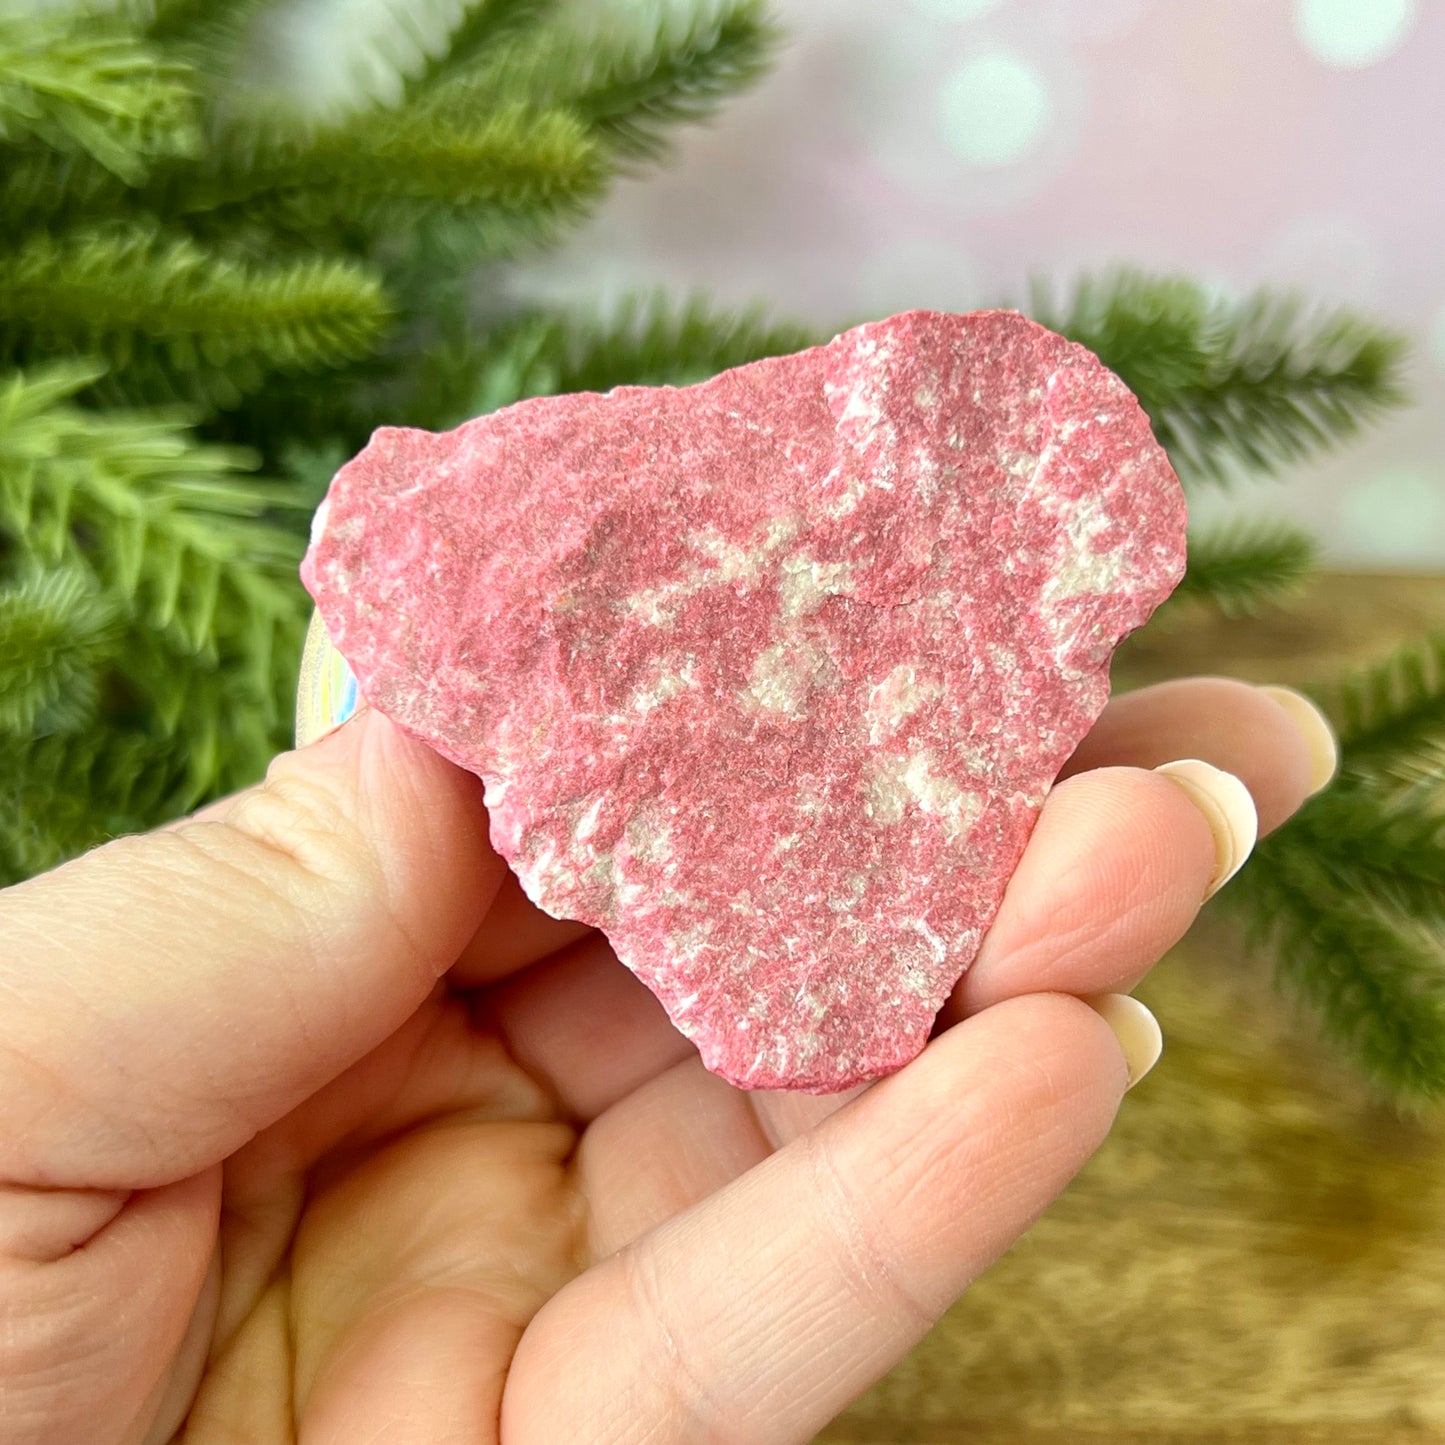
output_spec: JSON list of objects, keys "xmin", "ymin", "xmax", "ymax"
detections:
[{"xmin": 302, "ymin": 309, "xmax": 1186, "ymax": 1091}]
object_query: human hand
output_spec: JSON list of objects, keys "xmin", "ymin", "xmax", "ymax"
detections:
[{"xmin": 0, "ymin": 675, "xmax": 1332, "ymax": 1444}]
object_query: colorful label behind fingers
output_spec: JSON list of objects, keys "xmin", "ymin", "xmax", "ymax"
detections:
[{"xmin": 295, "ymin": 608, "xmax": 359, "ymax": 746}]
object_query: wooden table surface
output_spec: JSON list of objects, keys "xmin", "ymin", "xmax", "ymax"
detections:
[{"xmin": 819, "ymin": 574, "xmax": 1445, "ymax": 1445}]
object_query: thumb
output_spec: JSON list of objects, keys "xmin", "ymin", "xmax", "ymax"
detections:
[{"xmin": 0, "ymin": 709, "xmax": 506, "ymax": 1191}]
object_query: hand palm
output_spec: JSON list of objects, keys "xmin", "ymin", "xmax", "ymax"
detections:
[
  {"xmin": 0, "ymin": 679, "xmax": 1320, "ymax": 1444},
  {"xmin": 177, "ymin": 929, "xmax": 907, "ymax": 1440},
  {"xmin": 186, "ymin": 987, "xmax": 581, "ymax": 1439}
]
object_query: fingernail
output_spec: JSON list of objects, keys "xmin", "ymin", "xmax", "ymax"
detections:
[
  {"xmin": 1086, "ymin": 993, "xmax": 1163, "ymax": 1090},
  {"xmin": 1257, "ymin": 684, "xmax": 1338, "ymax": 795},
  {"xmin": 1153, "ymin": 759, "xmax": 1258, "ymax": 899},
  {"xmin": 295, "ymin": 608, "xmax": 362, "ymax": 748}
]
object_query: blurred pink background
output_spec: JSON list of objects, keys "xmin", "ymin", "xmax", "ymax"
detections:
[{"xmin": 517, "ymin": 0, "xmax": 1445, "ymax": 567}]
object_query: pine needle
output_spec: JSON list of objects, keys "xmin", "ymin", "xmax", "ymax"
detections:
[
  {"xmin": 184, "ymin": 101, "xmax": 606, "ymax": 241},
  {"xmin": 0, "ymin": 363, "xmax": 300, "ymax": 623},
  {"xmin": 0, "ymin": 148, "xmax": 131, "ymax": 231},
  {"xmin": 0, "ymin": 363, "xmax": 307, "ymax": 804},
  {"xmin": 1317, "ymin": 632, "xmax": 1445, "ymax": 791},
  {"xmin": 0, "ymin": 727, "xmax": 177, "ymax": 885},
  {"xmin": 1033, "ymin": 271, "xmax": 1409, "ymax": 488},
  {"xmin": 1223, "ymin": 648, "xmax": 1445, "ymax": 1105},
  {"xmin": 0, "ymin": 566, "xmax": 118, "ymax": 736},
  {"xmin": 1230, "ymin": 811, "xmax": 1445, "ymax": 1107},
  {"xmin": 1282, "ymin": 786, "xmax": 1445, "ymax": 933},
  {"xmin": 410, "ymin": 0, "xmax": 557, "ymax": 97},
  {"xmin": 570, "ymin": 0, "xmax": 780, "ymax": 161},
  {"xmin": 0, "ymin": 225, "xmax": 392, "ymax": 407},
  {"xmin": 0, "ymin": 7, "xmax": 200, "ymax": 181},
  {"xmin": 1166, "ymin": 293, "xmax": 1409, "ymax": 485},
  {"xmin": 1165, "ymin": 519, "xmax": 1319, "ymax": 619},
  {"xmin": 421, "ymin": 0, "xmax": 778, "ymax": 162},
  {"xmin": 145, "ymin": 0, "xmax": 280, "ymax": 69},
  {"xmin": 405, "ymin": 293, "xmax": 818, "ymax": 428}
]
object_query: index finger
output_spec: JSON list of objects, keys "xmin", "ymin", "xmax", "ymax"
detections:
[{"xmin": 0, "ymin": 710, "xmax": 505, "ymax": 1191}]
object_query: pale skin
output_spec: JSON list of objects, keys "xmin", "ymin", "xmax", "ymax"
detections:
[{"xmin": 0, "ymin": 676, "xmax": 1324, "ymax": 1444}]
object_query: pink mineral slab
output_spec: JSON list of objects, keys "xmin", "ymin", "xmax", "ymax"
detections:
[{"xmin": 302, "ymin": 309, "xmax": 1187, "ymax": 1091}]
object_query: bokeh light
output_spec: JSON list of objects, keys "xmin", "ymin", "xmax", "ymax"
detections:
[
  {"xmin": 1338, "ymin": 467, "xmax": 1445, "ymax": 564},
  {"xmin": 938, "ymin": 50, "xmax": 1052, "ymax": 168},
  {"xmin": 1293, "ymin": 0, "xmax": 1417, "ymax": 69}
]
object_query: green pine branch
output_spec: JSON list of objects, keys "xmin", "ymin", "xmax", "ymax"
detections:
[
  {"xmin": 0, "ymin": 566, "xmax": 118, "ymax": 736},
  {"xmin": 0, "ymin": 7, "xmax": 200, "ymax": 182},
  {"xmin": 144, "ymin": 0, "xmax": 279, "ymax": 67},
  {"xmin": 197, "ymin": 358, "xmax": 382, "ymax": 478},
  {"xmin": 1317, "ymin": 632, "xmax": 1445, "ymax": 791},
  {"xmin": 117, "ymin": 608, "xmax": 302, "ymax": 794},
  {"xmin": 1163, "ymin": 519, "xmax": 1318, "ymax": 619},
  {"xmin": 181, "ymin": 101, "xmax": 605, "ymax": 249},
  {"xmin": 1034, "ymin": 271, "xmax": 1409, "ymax": 487},
  {"xmin": 428, "ymin": 0, "xmax": 777, "ymax": 162},
  {"xmin": 140, "ymin": 0, "xmax": 215, "ymax": 37},
  {"xmin": 1227, "ymin": 824, "xmax": 1445, "ymax": 1107},
  {"xmin": 0, "ymin": 727, "xmax": 179, "ymax": 885},
  {"xmin": 404, "ymin": 293, "xmax": 818, "ymax": 429},
  {"xmin": 0, "ymin": 363, "xmax": 308, "ymax": 808},
  {"xmin": 409, "ymin": 0, "xmax": 557, "ymax": 97},
  {"xmin": 0, "ymin": 364, "xmax": 301, "ymax": 654},
  {"xmin": 0, "ymin": 0, "xmax": 802, "ymax": 883},
  {"xmin": 0, "ymin": 148, "xmax": 135, "ymax": 234},
  {"xmin": 1279, "ymin": 786, "xmax": 1445, "ymax": 932},
  {"xmin": 1222, "ymin": 626, "xmax": 1445, "ymax": 1106},
  {"xmin": 569, "ymin": 0, "xmax": 780, "ymax": 161},
  {"xmin": 1164, "ymin": 292, "xmax": 1409, "ymax": 485},
  {"xmin": 0, "ymin": 225, "xmax": 392, "ymax": 407}
]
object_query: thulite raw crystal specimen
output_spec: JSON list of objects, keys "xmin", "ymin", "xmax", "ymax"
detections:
[{"xmin": 303, "ymin": 310, "xmax": 1187, "ymax": 1092}]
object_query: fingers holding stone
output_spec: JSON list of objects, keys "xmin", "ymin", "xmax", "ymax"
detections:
[
  {"xmin": 505, "ymin": 994, "xmax": 1126, "ymax": 1445},
  {"xmin": 488, "ymin": 681, "xmax": 1295, "ymax": 1278},
  {"xmin": 942, "ymin": 762, "xmax": 1253, "ymax": 1022},
  {"xmin": 485, "ymin": 713, "xmax": 1267, "ymax": 1124},
  {"xmin": 0, "ymin": 711, "xmax": 504, "ymax": 1190},
  {"xmin": 294, "ymin": 610, "xmax": 593, "ymax": 995},
  {"xmin": 573, "ymin": 760, "xmax": 1237, "ymax": 1260},
  {"xmin": 945, "ymin": 675, "xmax": 1330, "ymax": 1022},
  {"xmin": 1062, "ymin": 676, "xmax": 1334, "ymax": 833},
  {"xmin": 483, "ymin": 933, "xmax": 697, "ymax": 1121},
  {"xmin": 452, "ymin": 871, "xmax": 595, "ymax": 987}
]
